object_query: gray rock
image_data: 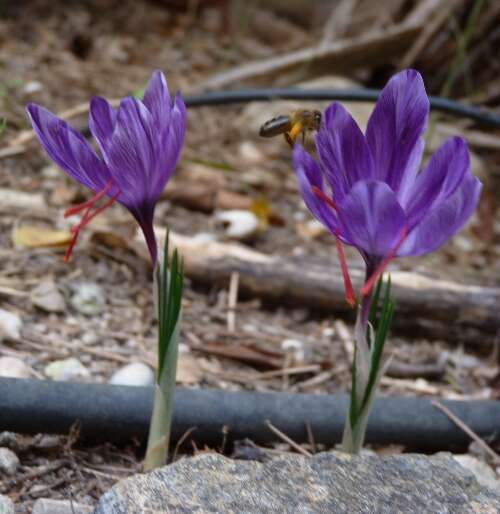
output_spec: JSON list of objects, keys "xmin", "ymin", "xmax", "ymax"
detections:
[
  {"xmin": 0, "ymin": 494, "xmax": 14, "ymax": 514},
  {"xmin": 31, "ymin": 280, "xmax": 66, "ymax": 313},
  {"xmin": 0, "ymin": 447, "xmax": 19, "ymax": 476},
  {"xmin": 94, "ymin": 451, "xmax": 500, "ymax": 514},
  {"xmin": 32, "ymin": 498, "xmax": 93, "ymax": 514},
  {"xmin": 454, "ymin": 454, "xmax": 500, "ymax": 491}
]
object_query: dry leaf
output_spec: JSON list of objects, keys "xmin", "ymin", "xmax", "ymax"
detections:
[{"xmin": 13, "ymin": 225, "xmax": 71, "ymax": 249}]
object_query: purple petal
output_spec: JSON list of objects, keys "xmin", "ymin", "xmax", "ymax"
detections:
[
  {"xmin": 398, "ymin": 174, "xmax": 482, "ymax": 257},
  {"xmin": 292, "ymin": 145, "xmax": 340, "ymax": 235},
  {"xmin": 89, "ymin": 96, "xmax": 116, "ymax": 156},
  {"xmin": 143, "ymin": 70, "xmax": 171, "ymax": 128},
  {"xmin": 316, "ymin": 102, "xmax": 374, "ymax": 202},
  {"xmin": 316, "ymin": 102, "xmax": 374, "ymax": 204},
  {"xmin": 366, "ymin": 69, "xmax": 429, "ymax": 197},
  {"xmin": 26, "ymin": 103, "xmax": 111, "ymax": 192},
  {"xmin": 106, "ymin": 97, "xmax": 157, "ymax": 208},
  {"xmin": 153, "ymin": 91, "xmax": 187, "ymax": 194},
  {"xmin": 337, "ymin": 180, "xmax": 407, "ymax": 257},
  {"xmin": 404, "ymin": 137, "xmax": 470, "ymax": 230}
]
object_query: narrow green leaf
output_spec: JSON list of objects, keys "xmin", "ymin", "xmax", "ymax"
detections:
[
  {"xmin": 368, "ymin": 275, "xmax": 384, "ymax": 330},
  {"xmin": 157, "ymin": 232, "xmax": 184, "ymax": 379},
  {"xmin": 349, "ymin": 347, "xmax": 359, "ymax": 429},
  {"xmin": 361, "ymin": 275, "xmax": 394, "ymax": 409}
]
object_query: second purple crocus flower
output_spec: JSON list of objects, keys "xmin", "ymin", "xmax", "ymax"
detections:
[
  {"xmin": 293, "ymin": 69, "xmax": 482, "ymax": 303},
  {"xmin": 27, "ymin": 70, "xmax": 187, "ymax": 266}
]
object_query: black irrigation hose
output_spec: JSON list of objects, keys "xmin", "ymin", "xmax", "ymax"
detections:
[
  {"xmin": 184, "ymin": 88, "xmax": 500, "ymax": 128},
  {"xmin": 1, "ymin": 377, "xmax": 499, "ymax": 452}
]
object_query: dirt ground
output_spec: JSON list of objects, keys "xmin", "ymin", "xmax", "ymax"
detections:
[{"xmin": 0, "ymin": 1, "xmax": 500, "ymax": 511}]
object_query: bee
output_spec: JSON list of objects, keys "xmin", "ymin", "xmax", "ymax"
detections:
[{"xmin": 259, "ymin": 109, "xmax": 322, "ymax": 148}]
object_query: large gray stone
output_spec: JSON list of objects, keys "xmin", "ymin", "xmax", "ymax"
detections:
[{"xmin": 94, "ymin": 451, "xmax": 500, "ymax": 514}]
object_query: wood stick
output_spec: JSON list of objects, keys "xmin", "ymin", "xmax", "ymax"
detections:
[
  {"xmin": 432, "ymin": 400, "xmax": 500, "ymax": 466},
  {"xmin": 135, "ymin": 231, "xmax": 500, "ymax": 346},
  {"xmin": 265, "ymin": 420, "xmax": 312, "ymax": 457},
  {"xmin": 201, "ymin": 23, "xmax": 420, "ymax": 90}
]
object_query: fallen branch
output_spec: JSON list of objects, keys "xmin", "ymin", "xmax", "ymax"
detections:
[
  {"xmin": 133, "ymin": 231, "xmax": 500, "ymax": 346},
  {"xmin": 201, "ymin": 23, "xmax": 420, "ymax": 90}
]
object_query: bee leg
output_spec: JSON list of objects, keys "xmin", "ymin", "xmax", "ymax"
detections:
[
  {"xmin": 288, "ymin": 122, "xmax": 303, "ymax": 148},
  {"xmin": 284, "ymin": 132, "xmax": 294, "ymax": 148},
  {"xmin": 302, "ymin": 131, "xmax": 305, "ymax": 145}
]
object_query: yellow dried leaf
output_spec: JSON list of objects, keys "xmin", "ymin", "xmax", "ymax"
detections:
[
  {"xmin": 251, "ymin": 197, "xmax": 271, "ymax": 231},
  {"xmin": 13, "ymin": 225, "xmax": 72, "ymax": 249}
]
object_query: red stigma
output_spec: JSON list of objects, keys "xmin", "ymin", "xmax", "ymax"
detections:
[
  {"xmin": 311, "ymin": 186, "xmax": 338, "ymax": 211},
  {"xmin": 63, "ymin": 180, "xmax": 120, "ymax": 262},
  {"xmin": 361, "ymin": 227, "xmax": 408, "ymax": 297},
  {"xmin": 311, "ymin": 185, "xmax": 356, "ymax": 307},
  {"xmin": 335, "ymin": 237, "xmax": 357, "ymax": 307}
]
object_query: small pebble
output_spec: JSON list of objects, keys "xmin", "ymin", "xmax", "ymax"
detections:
[
  {"xmin": 70, "ymin": 283, "xmax": 106, "ymax": 316},
  {"xmin": 44, "ymin": 358, "xmax": 90, "ymax": 381},
  {"xmin": 0, "ymin": 447, "xmax": 20, "ymax": 475},
  {"xmin": 215, "ymin": 210, "xmax": 259, "ymax": 241},
  {"xmin": 0, "ymin": 356, "xmax": 33, "ymax": 379},
  {"xmin": 109, "ymin": 362, "xmax": 155, "ymax": 387},
  {"xmin": 0, "ymin": 308, "xmax": 22, "ymax": 340},
  {"xmin": 23, "ymin": 80, "xmax": 43, "ymax": 94},
  {"xmin": 281, "ymin": 338, "xmax": 308, "ymax": 363},
  {"xmin": 238, "ymin": 141, "xmax": 264, "ymax": 164},
  {"xmin": 32, "ymin": 498, "xmax": 93, "ymax": 514},
  {"xmin": 0, "ymin": 494, "xmax": 15, "ymax": 514},
  {"xmin": 30, "ymin": 280, "xmax": 66, "ymax": 313},
  {"xmin": 192, "ymin": 232, "xmax": 217, "ymax": 243}
]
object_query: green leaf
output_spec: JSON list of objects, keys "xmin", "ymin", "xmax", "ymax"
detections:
[
  {"xmin": 362, "ymin": 275, "xmax": 394, "ymax": 409},
  {"xmin": 157, "ymin": 230, "xmax": 184, "ymax": 379},
  {"xmin": 349, "ymin": 347, "xmax": 359, "ymax": 429},
  {"xmin": 368, "ymin": 275, "xmax": 384, "ymax": 332}
]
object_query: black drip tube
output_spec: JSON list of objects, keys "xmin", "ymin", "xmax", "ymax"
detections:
[
  {"xmin": 184, "ymin": 87, "xmax": 500, "ymax": 128},
  {"xmin": 1, "ymin": 378, "xmax": 499, "ymax": 452}
]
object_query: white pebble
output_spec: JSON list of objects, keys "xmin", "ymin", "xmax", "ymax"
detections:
[
  {"xmin": 281, "ymin": 338, "xmax": 307, "ymax": 363},
  {"xmin": 70, "ymin": 283, "xmax": 106, "ymax": 315},
  {"xmin": 23, "ymin": 80, "xmax": 43, "ymax": 94},
  {"xmin": 0, "ymin": 494, "xmax": 14, "ymax": 514},
  {"xmin": 0, "ymin": 447, "xmax": 19, "ymax": 475},
  {"xmin": 44, "ymin": 358, "xmax": 90, "ymax": 381},
  {"xmin": 109, "ymin": 362, "xmax": 155, "ymax": 387},
  {"xmin": 0, "ymin": 357, "xmax": 33, "ymax": 379},
  {"xmin": 0, "ymin": 308, "xmax": 22, "ymax": 340},
  {"xmin": 215, "ymin": 210, "xmax": 259, "ymax": 241}
]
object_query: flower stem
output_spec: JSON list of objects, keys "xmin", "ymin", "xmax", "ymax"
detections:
[
  {"xmin": 143, "ymin": 335, "xmax": 179, "ymax": 471},
  {"xmin": 341, "ymin": 265, "xmax": 377, "ymax": 454},
  {"xmin": 143, "ymin": 235, "xmax": 183, "ymax": 471}
]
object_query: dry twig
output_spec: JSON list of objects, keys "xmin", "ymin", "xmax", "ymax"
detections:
[
  {"xmin": 432, "ymin": 400, "xmax": 500, "ymax": 466},
  {"xmin": 265, "ymin": 420, "xmax": 312, "ymax": 457}
]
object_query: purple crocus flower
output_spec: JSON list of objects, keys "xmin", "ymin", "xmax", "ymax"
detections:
[
  {"xmin": 27, "ymin": 70, "xmax": 186, "ymax": 265},
  {"xmin": 293, "ymin": 69, "xmax": 482, "ymax": 302}
]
